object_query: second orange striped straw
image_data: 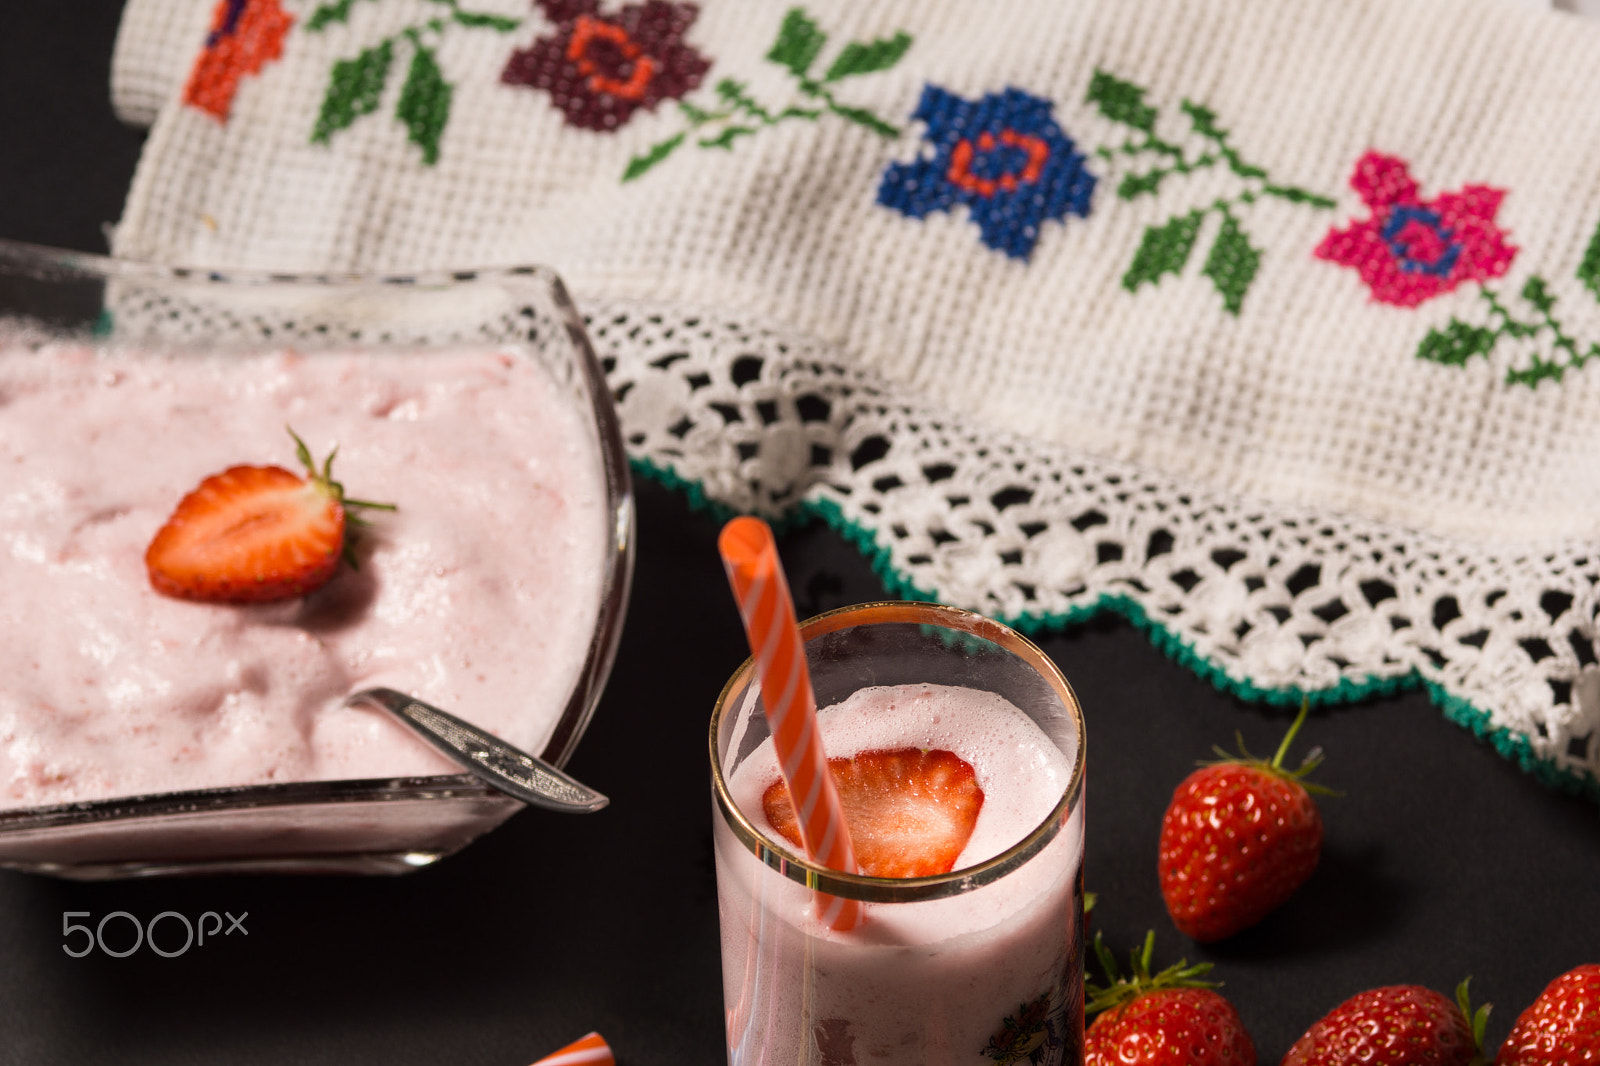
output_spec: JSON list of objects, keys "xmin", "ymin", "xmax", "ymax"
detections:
[{"xmin": 717, "ymin": 516, "xmax": 863, "ymax": 931}]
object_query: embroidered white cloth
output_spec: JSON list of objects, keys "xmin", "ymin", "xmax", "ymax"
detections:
[{"xmin": 108, "ymin": 0, "xmax": 1600, "ymax": 798}]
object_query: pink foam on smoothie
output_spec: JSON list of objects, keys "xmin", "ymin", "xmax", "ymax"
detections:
[
  {"xmin": 0, "ymin": 343, "xmax": 607, "ymax": 809},
  {"xmin": 729, "ymin": 682, "xmax": 1074, "ymax": 876}
]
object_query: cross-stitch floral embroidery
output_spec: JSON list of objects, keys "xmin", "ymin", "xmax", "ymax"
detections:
[
  {"xmin": 1316, "ymin": 151, "xmax": 1516, "ymax": 308},
  {"xmin": 1413, "ymin": 213, "xmax": 1600, "ymax": 387},
  {"xmin": 1086, "ymin": 70, "xmax": 1334, "ymax": 314},
  {"xmin": 878, "ymin": 86, "xmax": 1095, "ymax": 262},
  {"xmin": 183, "ymin": 0, "xmax": 295, "ymax": 121},
  {"xmin": 502, "ymin": 0, "xmax": 711, "ymax": 132},
  {"xmin": 306, "ymin": 0, "xmax": 522, "ymax": 165},
  {"xmin": 621, "ymin": 7, "xmax": 909, "ymax": 182}
]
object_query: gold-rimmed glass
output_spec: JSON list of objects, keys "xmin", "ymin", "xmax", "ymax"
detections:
[{"xmin": 711, "ymin": 601, "xmax": 1086, "ymax": 1065}]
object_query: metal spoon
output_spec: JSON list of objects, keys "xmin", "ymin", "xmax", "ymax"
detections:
[{"xmin": 346, "ymin": 687, "xmax": 608, "ymax": 813}]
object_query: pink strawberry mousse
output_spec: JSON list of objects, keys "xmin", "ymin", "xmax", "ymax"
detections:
[{"xmin": 0, "ymin": 343, "xmax": 609, "ymax": 809}]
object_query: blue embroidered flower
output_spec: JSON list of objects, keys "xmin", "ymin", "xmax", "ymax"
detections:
[{"xmin": 877, "ymin": 85, "xmax": 1096, "ymax": 260}]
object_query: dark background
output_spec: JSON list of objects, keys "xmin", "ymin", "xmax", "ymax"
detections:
[{"xmin": 1, "ymin": 3, "xmax": 1597, "ymax": 1062}]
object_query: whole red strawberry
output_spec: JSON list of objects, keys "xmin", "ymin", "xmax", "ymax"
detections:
[
  {"xmin": 1497, "ymin": 963, "xmax": 1600, "ymax": 1065},
  {"xmin": 1282, "ymin": 981, "xmax": 1489, "ymax": 1066},
  {"xmin": 1158, "ymin": 701, "xmax": 1333, "ymax": 942},
  {"xmin": 1085, "ymin": 931, "xmax": 1257, "ymax": 1066}
]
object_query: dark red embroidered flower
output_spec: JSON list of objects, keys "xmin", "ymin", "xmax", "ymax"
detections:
[
  {"xmin": 1315, "ymin": 151, "xmax": 1516, "ymax": 307},
  {"xmin": 183, "ymin": 0, "xmax": 295, "ymax": 122},
  {"xmin": 502, "ymin": 0, "xmax": 710, "ymax": 132}
]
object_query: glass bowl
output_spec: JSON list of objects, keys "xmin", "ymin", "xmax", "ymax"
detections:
[{"xmin": 0, "ymin": 239, "xmax": 633, "ymax": 878}]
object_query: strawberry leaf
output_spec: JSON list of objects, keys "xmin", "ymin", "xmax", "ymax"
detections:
[
  {"xmin": 1086, "ymin": 931, "xmax": 1217, "ymax": 1017},
  {"xmin": 1202, "ymin": 699, "xmax": 1340, "ymax": 796},
  {"xmin": 1456, "ymin": 978, "xmax": 1492, "ymax": 1063}
]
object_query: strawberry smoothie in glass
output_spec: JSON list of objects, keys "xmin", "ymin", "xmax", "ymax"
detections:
[{"xmin": 710, "ymin": 601, "xmax": 1087, "ymax": 1066}]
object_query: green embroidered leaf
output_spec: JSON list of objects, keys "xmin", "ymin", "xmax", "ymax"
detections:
[
  {"xmin": 678, "ymin": 99, "xmax": 716, "ymax": 124},
  {"xmin": 1505, "ymin": 356, "xmax": 1566, "ymax": 388},
  {"xmin": 828, "ymin": 102, "xmax": 897, "ymax": 137},
  {"xmin": 822, "ymin": 31, "xmax": 912, "ymax": 81},
  {"xmin": 396, "ymin": 43, "xmax": 450, "ymax": 165},
  {"xmin": 1262, "ymin": 183, "xmax": 1336, "ymax": 209},
  {"xmin": 1182, "ymin": 101, "xmax": 1221, "ymax": 139},
  {"xmin": 1202, "ymin": 214, "xmax": 1260, "ymax": 315},
  {"xmin": 719, "ymin": 78, "xmax": 780, "ymax": 123},
  {"xmin": 1416, "ymin": 318, "xmax": 1498, "ymax": 368},
  {"xmin": 312, "ymin": 39, "xmax": 394, "ymax": 145},
  {"xmin": 1122, "ymin": 211, "xmax": 1203, "ymax": 293},
  {"xmin": 451, "ymin": 10, "xmax": 520, "ymax": 31},
  {"xmin": 1116, "ymin": 169, "xmax": 1168, "ymax": 200},
  {"xmin": 700, "ymin": 125, "xmax": 759, "ymax": 150},
  {"xmin": 1521, "ymin": 275, "xmax": 1557, "ymax": 314},
  {"xmin": 767, "ymin": 8, "xmax": 827, "ymax": 78},
  {"xmin": 1580, "ymin": 217, "xmax": 1600, "ymax": 298},
  {"xmin": 622, "ymin": 132, "xmax": 686, "ymax": 182},
  {"xmin": 307, "ymin": 0, "xmax": 357, "ymax": 31},
  {"xmin": 1087, "ymin": 69, "xmax": 1156, "ymax": 133}
]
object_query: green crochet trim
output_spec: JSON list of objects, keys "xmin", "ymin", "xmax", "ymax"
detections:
[{"xmin": 630, "ymin": 460, "xmax": 1600, "ymax": 804}]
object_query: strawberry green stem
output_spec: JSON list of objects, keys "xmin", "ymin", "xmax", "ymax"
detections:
[
  {"xmin": 1086, "ymin": 930, "xmax": 1217, "ymax": 1017},
  {"xmin": 1456, "ymin": 978, "xmax": 1492, "ymax": 1066},
  {"xmin": 1270, "ymin": 699, "xmax": 1311, "ymax": 770}
]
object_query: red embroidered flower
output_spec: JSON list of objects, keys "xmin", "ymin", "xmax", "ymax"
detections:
[
  {"xmin": 1315, "ymin": 151, "xmax": 1516, "ymax": 307},
  {"xmin": 501, "ymin": 0, "xmax": 710, "ymax": 132},
  {"xmin": 183, "ymin": 0, "xmax": 295, "ymax": 122}
]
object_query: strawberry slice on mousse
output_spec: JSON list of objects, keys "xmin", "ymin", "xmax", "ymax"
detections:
[
  {"xmin": 762, "ymin": 748, "xmax": 985, "ymax": 878},
  {"xmin": 145, "ymin": 429, "xmax": 394, "ymax": 604}
]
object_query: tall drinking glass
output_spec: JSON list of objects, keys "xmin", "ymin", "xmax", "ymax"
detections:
[{"xmin": 711, "ymin": 601, "xmax": 1087, "ymax": 1065}]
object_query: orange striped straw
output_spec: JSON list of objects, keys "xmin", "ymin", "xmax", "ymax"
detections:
[
  {"xmin": 718, "ymin": 516, "xmax": 863, "ymax": 931},
  {"xmin": 529, "ymin": 1031, "xmax": 613, "ymax": 1066}
]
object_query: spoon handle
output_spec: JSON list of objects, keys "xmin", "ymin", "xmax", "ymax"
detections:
[{"xmin": 347, "ymin": 688, "xmax": 609, "ymax": 813}]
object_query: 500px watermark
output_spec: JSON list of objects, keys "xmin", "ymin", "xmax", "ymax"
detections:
[{"xmin": 62, "ymin": 910, "xmax": 247, "ymax": 958}]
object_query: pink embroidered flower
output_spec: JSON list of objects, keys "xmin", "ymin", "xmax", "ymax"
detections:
[
  {"xmin": 183, "ymin": 0, "xmax": 295, "ymax": 122},
  {"xmin": 501, "ymin": 0, "xmax": 710, "ymax": 132},
  {"xmin": 1315, "ymin": 152, "xmax": 1516, "ymax": 307}
]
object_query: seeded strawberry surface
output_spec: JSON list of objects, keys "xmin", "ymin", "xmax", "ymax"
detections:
[
  {"xmin": 1282, "ymin": 984, "xmax": 1477, "ymax": 1066},
  {"xmin": 145, "ymin": 431, "xmax": 393, "ymax": 605},
  {"xmin": 1497, "ymin": 963, "xmax": 1600, "ymax": 1065},
  {"xmin": 146, "ymin": 464, "xmax": 345, "ymax": 603},
  {"xmin": 761, "ymin": 747, "xmax": 983, "ymax": 878},
  {"xmin": 1084, "ymin": 987, "xmax": 1256, "ymax": 1066},
  {"xmin": 1158, "ymin": 760, "xmax": 1323, "ymax": 942}
]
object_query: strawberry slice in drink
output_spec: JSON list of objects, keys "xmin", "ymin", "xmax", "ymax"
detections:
[{"xmin": 763, "ymin": 748, "xmax": 985, "ymax": 878}]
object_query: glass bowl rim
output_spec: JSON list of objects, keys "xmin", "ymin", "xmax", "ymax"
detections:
[{"xmin": 0, "ymin": 235, "xmax": 569, "ymax": 291}]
